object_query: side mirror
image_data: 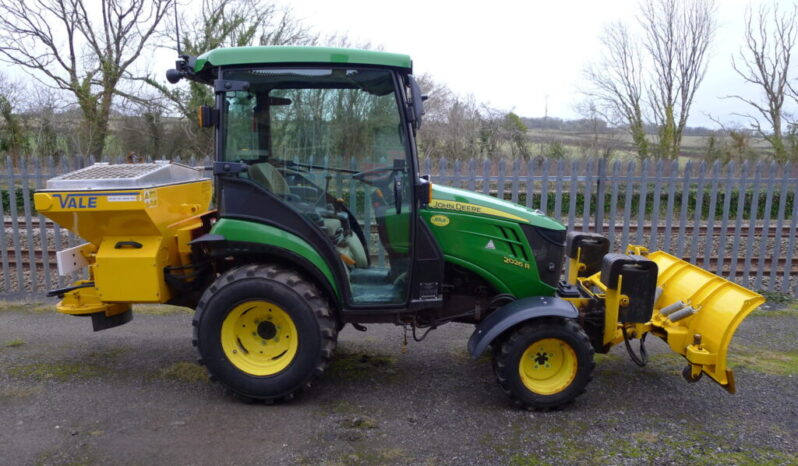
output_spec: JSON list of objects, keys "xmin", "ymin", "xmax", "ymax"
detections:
[
  {"xmin": 407, "ymin": 75, "xmax": 425, "ymax": 129},
  {"xmin": 197, "ymin": 105, "xmax": 217, "ymax": 128}
]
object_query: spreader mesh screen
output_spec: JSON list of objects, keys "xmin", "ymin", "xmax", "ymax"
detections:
[
  {"xmin": 45, "ymin": 162, "xmax": 207, "ymax": 190},
  {"xmin": 57, "ymin": 164, "xmax": 164, "ymax": 180}
]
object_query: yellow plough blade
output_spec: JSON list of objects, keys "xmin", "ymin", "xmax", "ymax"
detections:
[{"xmin": 647, "ymin": 250, "xmax": 765, "ymax": 392}]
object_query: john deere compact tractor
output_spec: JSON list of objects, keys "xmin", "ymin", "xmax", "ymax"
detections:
[{"xmin": 34, "ymin": 46, "xmax": 764, "ymax": 409}]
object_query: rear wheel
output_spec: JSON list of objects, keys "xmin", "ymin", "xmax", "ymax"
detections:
[
  {"xmin": 193, "ymin": 264, "xmax": 337, "ymax": 402},
  {"xmin": 494, "ymin": 319, "xmax": 594, "ymax": 410}
]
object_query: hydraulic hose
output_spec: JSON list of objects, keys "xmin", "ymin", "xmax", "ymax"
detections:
[{"xmin": 623, "ymin": 328, "xmax": 648, "ymax": 367}]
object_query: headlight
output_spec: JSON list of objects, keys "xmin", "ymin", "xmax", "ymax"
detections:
[{"xmin": 521, "ymin": 224, "xmax": 566, "ymax": 288}]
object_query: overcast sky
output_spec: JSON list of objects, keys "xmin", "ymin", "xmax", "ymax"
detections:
[
  {"xmin": 7, "ymin": 0, "xmax": 792, "ymax": 129},
  {"xmin": 277, "ymin": 0, "xmax": 796, "ymax": 128}
]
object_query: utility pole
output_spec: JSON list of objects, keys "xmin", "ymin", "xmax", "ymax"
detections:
[{"xmin": 544, "ymin": 93, "xmax": 549, "ymax": 120}]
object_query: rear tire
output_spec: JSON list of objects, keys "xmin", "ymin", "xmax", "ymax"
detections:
[
  {"xmin": 494, "ymin": 319, "xmax": 594, "ymax": 410},
  {"xmin": 193, "ymin": 264, "xmax": 337, "ymax": 402}
]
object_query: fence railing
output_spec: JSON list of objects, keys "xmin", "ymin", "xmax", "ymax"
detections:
[{"xmin": 2, "ymin": 155, "xmax": 797, "ymax": 298}]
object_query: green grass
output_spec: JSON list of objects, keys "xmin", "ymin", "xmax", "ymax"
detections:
[
  {"xmin": 8, "ymin": 362, "xmax": 107, "ymax": 381},
  {"xmin": 759, "ymin": 291, "xmax": 793, "ymax": 305},
  {"xmin": 729, "ymin": 345, "xmax": 798, "ymax": 376},
  {"xmin": 340, "ymin": 415, "xmax": 378, "ymax": 429},
  {"xmin": 507, "ymin": 421, "xmax": 796, "ymax": 465},
  {"xmin": 0, "ymin": 301, "xmax": 54, "ymax": 313},
  {"xmin": 0, "ymin": 301, "xmax": 193, "ymax": 316},
  {"xmin": 750, "ymin": 308, "xmax": 798, "ymax": 318},
  {"xmin": 5, "ymin": 346, "xmax": 129, "ymax": 382},
  {"xmin": 159, "ymin": 362, "xmax": 208, "ymax": 383},
  {"xmin": 327, "ymin": 350, "xmax": 398, "ymax": 382},
  {"xmin": 4, "ymin": 339, "xmax": 25, "ymax": 348},
  {"xmin": 133, "ymin": 304, "xmax": 193, "ymax": 315}
]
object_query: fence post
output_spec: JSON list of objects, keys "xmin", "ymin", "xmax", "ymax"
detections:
[
  {"xmin": 20, "ymin": 157, "xmax": 38, "ymax": 293},
  {"xmin": 6, "ymin": 155, "xmax": 24, "ymax": 292},
  {"xmin": 582, "ymin": 158, "xmax": 594, "ymax": 232},
  {"xmin": 0, "ymin": 157, "xmax": 9, "ymax": 293},
  {"xmin": 771, "ymin": 163, "xmax": 790, "ymax": 292},
  {"xmin": 636, "ymin": 159, "xmax": 649, "ymax": 245},
  {"xmin": 595, "ymin": 158, "xmax": 606, "ymax": 235},
  {"xmin": 742, "ymin": 162, "xmax": 763, "ymax": 287}
]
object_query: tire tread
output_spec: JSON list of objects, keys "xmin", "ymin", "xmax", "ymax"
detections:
[
  {"xmin": 193, "ymin": 263, "xmax": 337, "ymax": 403},
  {"xmin": 494, "ymin": 318, "xmax": 594, "ymax": 411}
]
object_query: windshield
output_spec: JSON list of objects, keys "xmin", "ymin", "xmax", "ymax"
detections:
[{"xmin": 221, "ymin": 67, "xmax": 406, "ymax": 167}]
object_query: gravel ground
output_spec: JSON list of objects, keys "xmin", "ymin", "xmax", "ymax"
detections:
[{"xmin": 0, "ymin": 302, "xmax": 796, "ymax": 465}]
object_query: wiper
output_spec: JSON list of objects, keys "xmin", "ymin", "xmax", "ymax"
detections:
[{"xmin": 271, "ymin": 158, "xmax": 359, "ymax": 174}]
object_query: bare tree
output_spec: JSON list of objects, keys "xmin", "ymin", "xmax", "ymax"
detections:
[
  {"xmin": 24, "ymin": 84, "xmax": 74, "ymax": 159},
  {"xmin": 640, "ymin": 0, "xmax": 716, "ymax": 159},
  {"xmin": 583, "ymin": 22, "xmax": 649, "ymax": 159},
  {"xmin": 0, "ymin": 0, "xmax": 173, "ymax": 157},
  {"xmin": 727, "ymin": 3, "xmax": 797, "ymax": 162},
  {"xmin": 0, "ymin": 73, "xmax": 28, "ymax": 164},
  {"xmin": 585, "ymin": 0, "xmax": 716, "ymax": 161},
  {"xmin": 575, "ymin": 99, "xmax": 621, "ymax": 160},
  {"xmin": 142, "ymin": 0, "xmax": 315, "ymax": 157}
]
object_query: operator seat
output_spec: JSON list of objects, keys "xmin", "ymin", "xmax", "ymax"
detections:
[
  {"xmin": 248, "ymin": 162, "xmax": 290, "ymax": 196},
  {"xmin": 249, "ymin": 162, "xmax": 369, "ymax": 273}
]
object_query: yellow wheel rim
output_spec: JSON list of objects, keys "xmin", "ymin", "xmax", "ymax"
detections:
[
  {"xmin": 220, "ymin": 301, "xmax": 299, "ymax": 376},
  {"xmin": 518, "ymin": 338, "xmax": 578, "ymax": 395}
]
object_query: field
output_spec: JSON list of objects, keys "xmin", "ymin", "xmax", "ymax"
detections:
[{"xmin": 524, "ymin": 128, "xmax": 775, "ymax": 163}]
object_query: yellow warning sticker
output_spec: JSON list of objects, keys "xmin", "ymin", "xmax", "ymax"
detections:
[{"xmin": 430, "ymin": 214, "xmax": 450, "ymax": 227}]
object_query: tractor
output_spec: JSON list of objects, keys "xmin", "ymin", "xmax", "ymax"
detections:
[{"xmin": 33, "ymin": 46, "xmax": 764, "ymax": 409}]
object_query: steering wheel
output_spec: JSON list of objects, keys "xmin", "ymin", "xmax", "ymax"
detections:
[
  {"xmin": 352, "ymin": 166, "xmax": 396, "ymax": 186},
  {"xmin": 353, "ymin": 167, "xmax": 405, "ymax": 214}
]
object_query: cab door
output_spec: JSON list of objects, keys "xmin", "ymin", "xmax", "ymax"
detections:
[{"xmin": 218, "ymin": 66, "xmax": 441, "ymax": 308}]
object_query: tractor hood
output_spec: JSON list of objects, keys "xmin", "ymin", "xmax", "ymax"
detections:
[{"xmin": 428, "ymin": 184, "xmax": 564, "ymax": 230}]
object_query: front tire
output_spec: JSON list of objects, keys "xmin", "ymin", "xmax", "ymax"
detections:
[
  {"xmin": 193, "ymin": 264, "xmax": 337, "ymax": 402},
  {"xmin": 494, "ymin": 319, "xmax": 594, "ymax": 410}
]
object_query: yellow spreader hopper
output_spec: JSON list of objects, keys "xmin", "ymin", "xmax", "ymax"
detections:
[{"xmin": 34, "ymin": 162, "xmax": 213, "ymax": 329}]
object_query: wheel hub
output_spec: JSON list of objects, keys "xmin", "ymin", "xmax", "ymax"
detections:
[
  {"xmin": 257, "ymin": 321, "xmax": 277, "ymax": 340},
  {"xmin": 534, "ymin": 351, "xmax": 551, "ymax": 367},
  {"xmin": 519, "ymin": 338, "xmax": 578, "ymax": 395},
  {"xmin": 220, "ymin": 301, "xmax": 299, "ymax": 376}
]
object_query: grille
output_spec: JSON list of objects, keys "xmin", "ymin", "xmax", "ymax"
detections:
[{"xmin": 522, "ymin": 224, "xmax": 566, "ymax": 288}]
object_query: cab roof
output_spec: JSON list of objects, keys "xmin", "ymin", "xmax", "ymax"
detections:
[{"xmin": 194, "ymin": 46, "xmax": 413, "ymax": 72}]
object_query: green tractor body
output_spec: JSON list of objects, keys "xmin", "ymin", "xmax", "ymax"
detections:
[{"xmin": 34, "ymin": 46, "xmax": 764, "ymax": 409}]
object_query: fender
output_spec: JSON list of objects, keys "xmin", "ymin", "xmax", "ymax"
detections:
[
  {"xmin": 467, "ymin": 296, "xmax": 578, "ymax": 358},
  {"xmin": 194, "ymin": 219, "xmax": 341, "ymax": 303}
]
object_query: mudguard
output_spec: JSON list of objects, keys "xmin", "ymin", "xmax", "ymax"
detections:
[{"xmin": 467, "ymin": 296, "xmax": 578, "ymax": 358}]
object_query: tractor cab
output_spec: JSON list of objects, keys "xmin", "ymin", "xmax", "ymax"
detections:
[
  {"xmin": 217, "ymin": 67, "xmax": 413, "ymax": 304},
  {"xmin": 179, "ymin": 47, "xmax": 439, "ymax": 310}
]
